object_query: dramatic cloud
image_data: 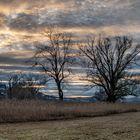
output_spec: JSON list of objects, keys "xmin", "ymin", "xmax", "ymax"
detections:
[
  {"xmin": 0, "ymin": 0, "xmax": 139, "ymax": 31},
  {"xmin": 7, "ymin": 13, "xmax": 39, "ymax": 31},
  {"xmin": 0, "ymin": 13, "xmax": 7, "ymax": 28},
  {"xmin": 0, "ymin": 0, "xmax": 139, "ymax": 55},
  {"xmin": 0, "ymin": 0, "xmax": 139, "ymax": 96},
  {"xmin": 0, "ymin": 0, "xmax": 139, "ymax": 61}
]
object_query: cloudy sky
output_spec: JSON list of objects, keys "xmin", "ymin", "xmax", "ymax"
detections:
[{"xmin": 0, "ymin": 0, "xmax": 140, "ymax": 96}]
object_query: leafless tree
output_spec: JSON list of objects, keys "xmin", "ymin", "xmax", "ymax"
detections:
[
  {"xmin": 80, "ymin": 36, "xmax": 140, "ymax": 102},
  {"xmin": 21, "ymin": 74, "xmax": 47, "ymax": 98},
  {"xmin": 8, "ymin": 73, "xmax": 46, "ymax": 99},
  {"xmin": 32, "ymin": 29, "xmax": 73, "ymax": 100},
  {"xmin": 8, "ymin": 73, "xmax": 22, "ymax": 99}
]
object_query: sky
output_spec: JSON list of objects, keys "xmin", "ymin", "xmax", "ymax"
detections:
[{"xmin": 0, "ymin": 0, "xmax": 140, "ymax": 97}]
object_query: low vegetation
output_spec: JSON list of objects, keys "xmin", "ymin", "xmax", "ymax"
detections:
[
  {"xmin": 0, "ymin": 112, "xmax": 139, "ymax": 140},
  {"xmin": 0, "ymin": 100, "xmax": 139, "ymax": 123}
]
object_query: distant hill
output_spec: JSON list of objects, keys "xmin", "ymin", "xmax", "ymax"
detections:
[
  {"xmin": 122, "ymin": 96, "xmax": 140, "ymax": 103},
  {"xmin": 37, "ymin": 93, "xmax": 140, "ymax": 103},
  {"xmin": 0, "ymin": 90, "xmax": 140, "ymax": 103}
]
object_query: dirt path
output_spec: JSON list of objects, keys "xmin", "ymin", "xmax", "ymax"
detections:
[{"xmin": 0, "ymin": 112, "xmax": 140, "ymax": 140}]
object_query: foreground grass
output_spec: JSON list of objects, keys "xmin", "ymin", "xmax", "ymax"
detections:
[
  {"xmin": 0, "ymin": 100, "xmax": 140, "ymax": 123},
  {"xmin": 0, "ymin": 112, "xmax": 139, "ymax": 140}
]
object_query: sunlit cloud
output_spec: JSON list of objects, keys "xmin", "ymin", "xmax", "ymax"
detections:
[{"xmin": 0, "ymin": 0, "xmax": 139, "ymax": 96}]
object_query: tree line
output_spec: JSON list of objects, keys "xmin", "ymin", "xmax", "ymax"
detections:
[{"xmin": 2, "ymin": 28, "xmax": 140, "ymax": 103}]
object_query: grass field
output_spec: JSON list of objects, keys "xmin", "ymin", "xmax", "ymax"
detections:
[
  {"xmin": 0, "ymin": 100, "xmax": 140, "ymax": 123},
  {"xmin": 0, "ymin": 112, "xmax": 139, "ymax": 140}
]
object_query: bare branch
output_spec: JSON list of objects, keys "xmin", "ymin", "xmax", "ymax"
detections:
[{"xmin": 80, "ymin": 36, "xmax": 140, "ymax": 102}]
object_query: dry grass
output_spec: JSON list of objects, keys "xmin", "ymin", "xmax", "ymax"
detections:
[
  {"xmin": 0, "ymin": 112, "xmax": 140, "ymax": 140},
  {"xmin": 0, "ymin": 100, "xmax": 140, "ymax": 123}
]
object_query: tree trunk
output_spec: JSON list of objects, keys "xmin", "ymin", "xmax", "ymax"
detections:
[
  {"xmin": 56, "ymin": 81, "xmax": 63, "ymax": 101},
  {"xmin": 106, "ymin": 95, "xmax": 116, "ymax": 103}
]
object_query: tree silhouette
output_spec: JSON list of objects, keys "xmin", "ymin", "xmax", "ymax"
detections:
[
  {"xmin": 80, "ymin": 36, "xmax": 140, "ymax": 102},
  {"xmin": 33, "ymin": 29, "xmax": 73, "ymax": 100}
]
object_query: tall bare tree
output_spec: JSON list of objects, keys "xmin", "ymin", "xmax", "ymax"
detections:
[
  {"xmin": 33, "ymin": 29, "xmax": 73, "ymax": 100},
  {"xmin": 80, "ymin": 36, "xmax": 140, "ymax": 102}
]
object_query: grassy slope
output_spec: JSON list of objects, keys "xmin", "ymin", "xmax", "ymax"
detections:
[{"xmin": 0, "ymin": 112, "xmax": 139, "ymax": 140}]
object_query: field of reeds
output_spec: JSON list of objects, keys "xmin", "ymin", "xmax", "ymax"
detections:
[{"xmin": 0, "ymin": 100, "xmax": 140, "ymax": 123}]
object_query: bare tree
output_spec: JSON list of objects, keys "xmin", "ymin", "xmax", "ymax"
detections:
[
  {"xmin": 32, "ymin": 29, "xmax": 73, "ymax": 100},
  {"xmin": 21, "ymin": 74, "xmax": 47, "ymax": 97},
  {"xmin": 80, "ymin": 36, "xmax": 140, "ymax": 102},
  {"xmin": 8, "ymin": 73, "xmax": 46, "ymax": 99},
  {"xmin": 8, "ymin": 73, "xmax": 22, "ymax": 99}
]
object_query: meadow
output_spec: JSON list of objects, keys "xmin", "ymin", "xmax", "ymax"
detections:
[{"xmin": 0, "ymin": 112, "xmax": 139, "ymax": 140}]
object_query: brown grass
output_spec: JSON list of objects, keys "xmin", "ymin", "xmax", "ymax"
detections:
[
  {"xmin": 0, "ymin": 100, "xmax": 140, "ymax": 123},
  {"xmin": 0, "ymin": 112, "xmax": 140, "ymax": 140}
]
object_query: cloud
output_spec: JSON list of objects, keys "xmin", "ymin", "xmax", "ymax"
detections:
[
  {"xmin": 7, "ymin": 13, "xmax": 39, "ymax": 31},
  {"xmin": 0, "ymin": 55, "xmax": 27, "ymax": 72},
  {"xmin": 0, "ymin": 51, "xmax": 32, "ymax": 64},
  {"xmin": 0, "ymin": 0, "xmax": 139, "ymax": 96},
  {"xmin": 0, "ymin": 13, "xmax": 6, "ymax": 28},
  {"xmin": 0, "ymin": 0, "xmax": 138, "ymax": 32},
  {"xmin": 0, "ymin": 0, "xmax": 139, "ymax": 62}
]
